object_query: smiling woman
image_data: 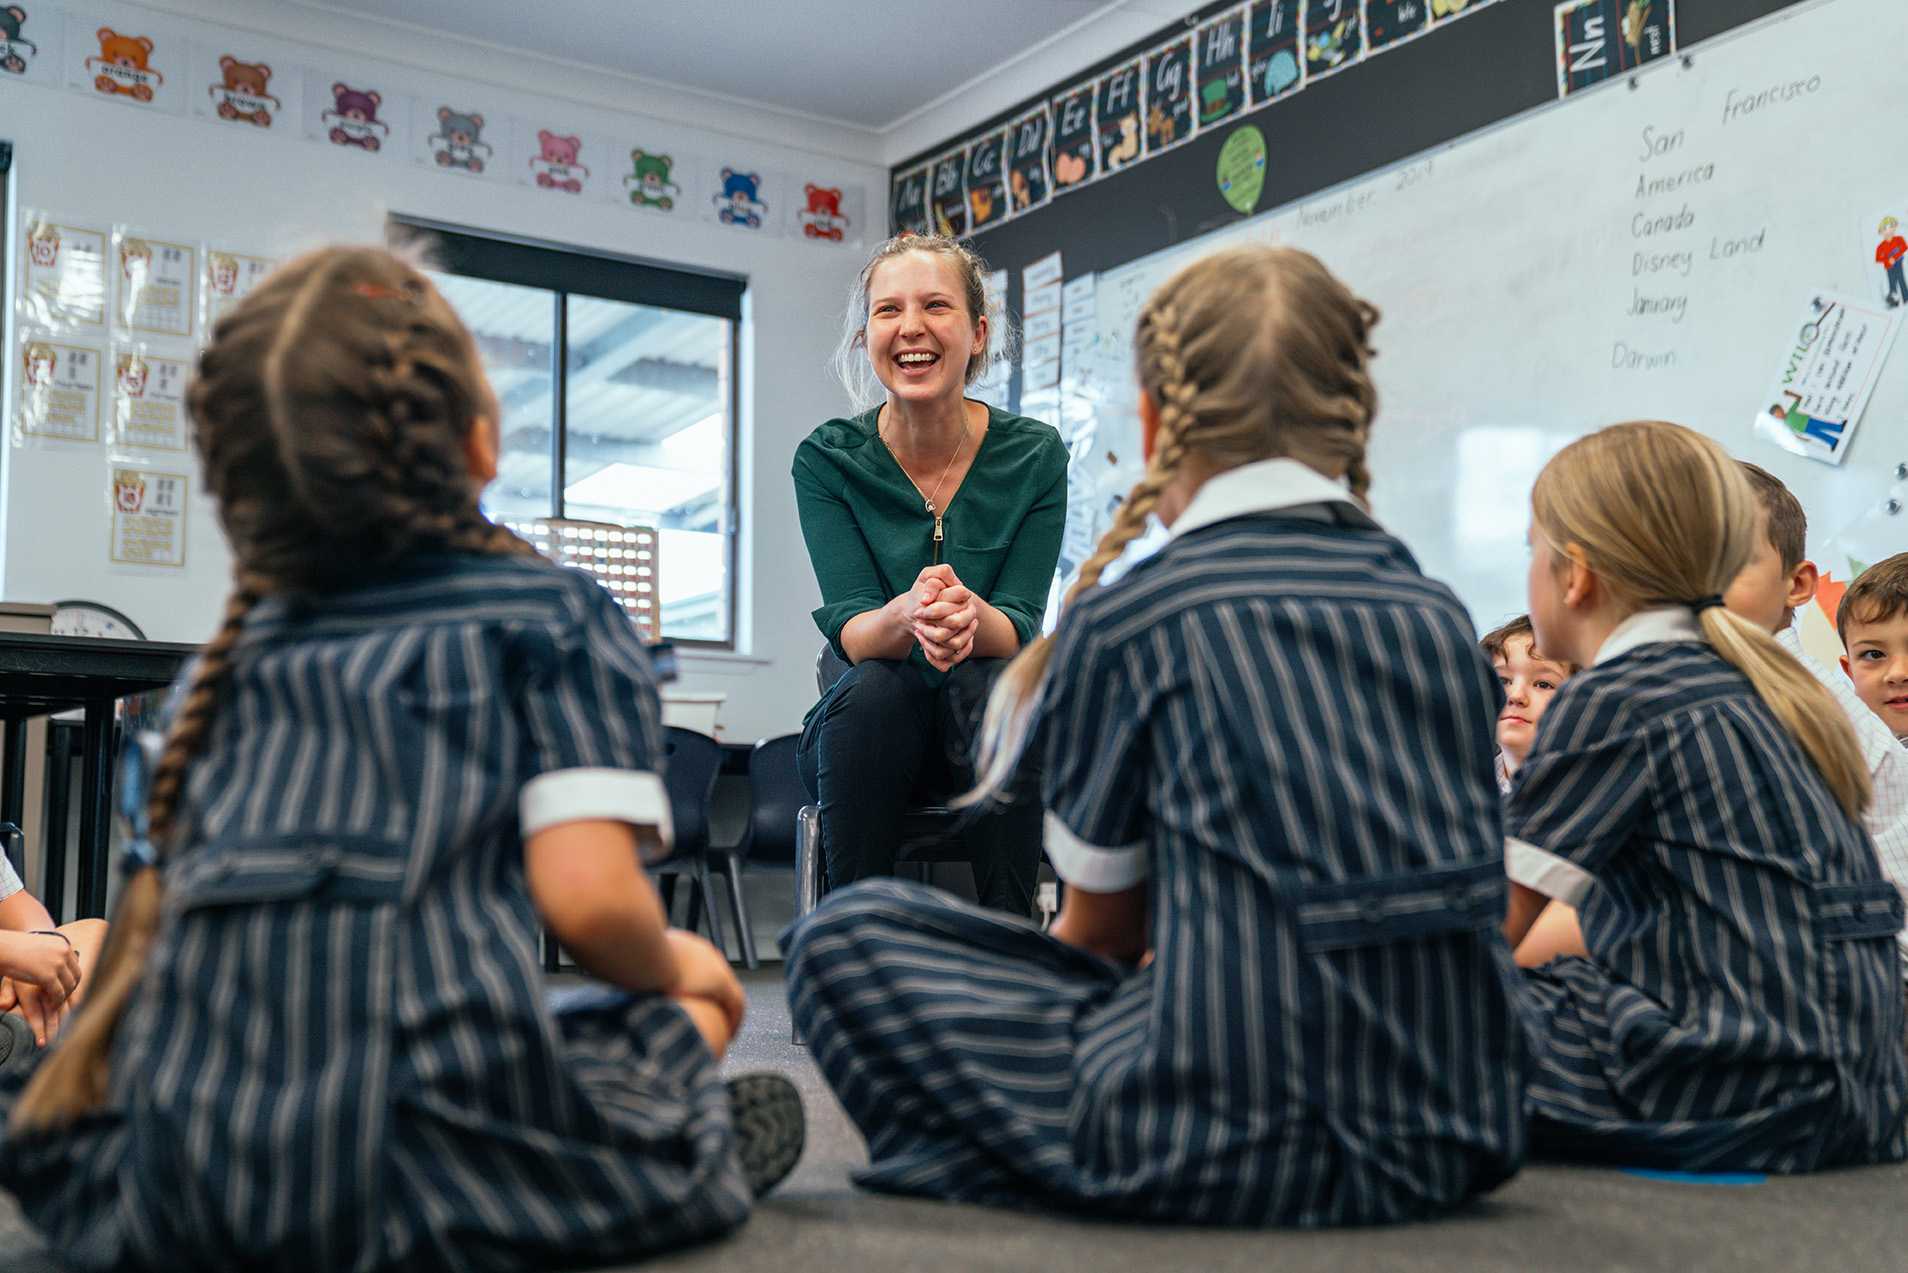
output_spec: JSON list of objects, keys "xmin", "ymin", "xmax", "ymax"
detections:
[{"xmin": 791, "ymin": 233, "xmax": 1067, "ymax": 915}]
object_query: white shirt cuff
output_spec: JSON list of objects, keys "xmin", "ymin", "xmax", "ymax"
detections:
[
  {"xmin": 521, "ymin": 768, "xmax": 673, "ymax": 849},
  {"xmin": 1044, "ymin": 812, "xmax": 1147, "ymax": 892},
  {"xmin": 1505, "ymin": 836, "xmax": 1596, "ymax": 907}
]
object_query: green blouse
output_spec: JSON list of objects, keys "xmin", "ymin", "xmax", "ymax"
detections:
[{"xmin": 793, "ymin": 403, "xmax": 1069, "ymax": 683}]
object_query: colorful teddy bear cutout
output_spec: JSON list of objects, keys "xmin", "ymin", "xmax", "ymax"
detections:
[
  {"xmin": 430, "ymin": 108, "xmax": 491, "ymax": 173},
  {"xmin": 799, "ymin": 185, "xmax": 850, "ymax": 241},
  {"xmin": 325, "ymin": 84, "xmax": 387, "ymax": 151},
  {"xmin": 625, "ymin": 151, "xmax": 679, "ymax": 210},
  {"xmin": 715, "ymin": 169, "xmax": 767, "ymax": 229},
  {"xmin": 210, "ymin": 56, "xmax": 276, "ymax": 127},
  {"xmin": 87, "ymin": 28, "xmax": 162, "ymax": 102},
  {"xmin": 0, "ymin": 7, "xmax": 38, "ymax": 75},
  {"xmin": 530, "ymin": 131, "xmax": 589, "ymax": 193}
]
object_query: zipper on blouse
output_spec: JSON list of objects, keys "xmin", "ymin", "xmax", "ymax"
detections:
[{"xmin": 931, "ymin": 509, "xmax": 944, "ymax": 565}]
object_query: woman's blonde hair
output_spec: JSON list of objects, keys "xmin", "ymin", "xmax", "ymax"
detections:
[
  {"xmin": 12, "ymin": 246, "xmax": 534, "ymax": 1132},
  {"xmin": 831, "ymin": 232, "xmax": 1017, "ymax": 408},
  {"xmin": 963, "ymin": 245, "xmax": 1380, "ymax": 806},
  {"xmin": 1531, "ymin": 421, "xmax": 1870, "ymax": 821}
]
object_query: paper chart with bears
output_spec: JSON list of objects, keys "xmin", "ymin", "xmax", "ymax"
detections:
[
  {"xmin": 112, "ymin": 228, "xmax": 196, "ymax": 338},
  {"xmin": 67, "ymin": 13, "xmax": 178, "ymax": 110},
  {"xmin": 196, "ymin": 46, "xmax": 295, "ymax": 130},
  {"xmin": 0, "ymin": 3, "xmax": 61, "ymax": 86}
]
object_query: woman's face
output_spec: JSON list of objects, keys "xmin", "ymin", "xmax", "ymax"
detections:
[{"xmin": 864, "ymin": 251, "xmax": 984, "ymax": 406}]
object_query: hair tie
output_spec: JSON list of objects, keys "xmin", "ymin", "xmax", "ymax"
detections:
[
  {"xmin": 351, "ymin": 281, "xmax": 418, "ymax": 303},
  {"xmin": 1691, "ymin": 595, "xmax": 1726, "ymax": 613}
]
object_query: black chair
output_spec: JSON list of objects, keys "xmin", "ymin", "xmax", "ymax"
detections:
[
  {"xmin": 794, "ymin": 647, "xmax": 973, "ymax": 927},
  {"xmin": 651, "ymin": 726, "xmax": 737, "ymax": 961},
  {"xmin": 699, "ymin": 733, "xmax": 805, "ymax": 972}
]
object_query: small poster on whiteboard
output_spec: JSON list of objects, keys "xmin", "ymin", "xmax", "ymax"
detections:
[
  {"xmin": 109, "ymin": 465, "xmax": 189, "ymax": 568},
  {"xmin": 1753, "ymin": 291, "xmax": 1902, "ymax": 466},
  {"xmin": 19, "ymin": 214, "xmax": 107, "ymax": 329}
]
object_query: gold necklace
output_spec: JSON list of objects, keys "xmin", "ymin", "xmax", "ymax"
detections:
[{"xmin": 880, "ymin": 409, "xmax": 971, "ymax": 563}]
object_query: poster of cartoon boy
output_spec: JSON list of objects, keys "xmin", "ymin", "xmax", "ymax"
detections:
[{"xmin": 1876, "ymin": 215, "xmax": 1907, "ymax": 309}]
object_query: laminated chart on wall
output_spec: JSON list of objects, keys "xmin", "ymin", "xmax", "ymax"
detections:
[
  {"xmin": 1144, "ymin": 36, "xmax": 1194, "ymax": 154},
  {"xmin": 975, "ymin": 269, "xmax": 1011, "ymax": 395},
  {"xmin": 1366, "ymin": 0, "xmax": 1432, "ymax": 54},
  {"xmin": 67, "ymin": 13, "xmax": 181, "ymax": 111},
  {"xmin": 113, "ymin": 227, "xmax": 196, "ymax": 340},
  {"xmin": 1094, "ymin": 57, "xmax": 1144, "ymax": 176},
  {"xmin": 18, "ymin": 212, "xmax": 107, "ymax": 330},
  {"xmin": 108, "ymin": 464, "xmax": 188, "ymax": 569},
  {"xmin": 517, "ymin": 119, "xmax": 599, "ymax": 198},
  {"xmin": 963, "ymin": 130, "xmax": 1009, "ymax": 234},
  {"xmin": 1751, "ymin": 291, "xmax": 1901, "ymax": 467},
  {"xmin": 0, "ymin": 2, "xmax": 63, "ymax": 87},
  {"xmin": 306, "ymin": 73, "xmax": 407, "ymax": 154},
  {"xmin": 891, "ymin": 165, "xmax": 931, "ymax": 236},
  {"xmin": 194, "ymin": 44, "xmax": 298, "ymax": 131},
  {"xmin": 416, "ymin": 98, "xmax": 499, "ymax": 177},
  {"xmin": 707, "ymin": 163, "xmax": 778, "ymax": 232},
  {"xmin": 1556, "ymin": 0, "xmax": 1676, "ymax": 97},
  {"xmin": 930, "ymin": 151, "xmax": 967, "ymax": 238},
  {"xmin": 14, "ymin": 335, "xmax": 102, "ymax": 445},
  {"xmin": 201, "ymin": 247, "xmax": 275, "ymax": 335},
  {"xmin": 1005, "ymin": 107, "xmax": 1052, "ymax": 216},
  {"xmin": 1049, "ymin": 83, "xmax": 1097, "ymax": 193},
  {"xmin": 1195, "ymin": 8, "xmax": 1247, "ymax": 128},
  {"xmin": 1247, "ymin": 0, "xmax": 1305, "ymax": 106},
  {"xmin": 108, "ymin": 343, "xmax": 191, "ymax": 453},
  {"xmin": 1304, "ymin": 0, "xmax": 1364, "ymax": 80},
  {"xmin": 795, "ymin": 175, "xmax": 861, "ymax": 246},
  {"xmin": 1021, "ymin": 251, "xmax": 1063, "ymax": 401},
  {"xmin": 621, "ymin": 145, "xmax": 687, "ymax": 214}
]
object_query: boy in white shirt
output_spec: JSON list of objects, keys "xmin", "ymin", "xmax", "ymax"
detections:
[
  {"xmin": 1838, "ymin": 553, "xmax": 1908, "ymax": 745},
  {"xmin": 1480, "ymin": 615, "xmax": 1575, "ymax": 795},
  {"xmin": 1727, "ymin": 466, "xmax": 1908, "ymax": 976}
]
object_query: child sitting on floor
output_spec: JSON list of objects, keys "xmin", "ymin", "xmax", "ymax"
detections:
[
  {"xmin": 1503, "ymin": 420, "xmax": 1907, "ymax": 1172},
  {"xmin": 784, "ymin": 244, "xmax": 1528, "ymax": 1227},
  {"xmin": 1479, "ymin": 615, "xmax": 1574, "ymax": 794},
  {"xmin": 1839, "ymin": 552, "xmax": 1908, "ymax": 744},
  {"xmin": 0, "ymin": 246, "xmax": 801, "ymax": 1273}
]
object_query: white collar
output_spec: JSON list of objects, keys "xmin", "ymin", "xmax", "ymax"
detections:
[
  {"xmin": 1593, "ymin": 606, "xmax": 1703, "ymax": 666},
  {"xmin": 1167, "ymin": 457, "xmax": 1379, "ymax": 539}
]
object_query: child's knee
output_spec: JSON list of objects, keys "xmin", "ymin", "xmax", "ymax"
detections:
[{"xmin": 786, "ymin": 879, "xmax": 924, "ymax": 969}]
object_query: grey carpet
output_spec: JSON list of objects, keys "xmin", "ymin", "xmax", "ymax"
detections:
[{"xmin": 4, "ymin": 968, "xmax": 1905, "ymax": 1271}]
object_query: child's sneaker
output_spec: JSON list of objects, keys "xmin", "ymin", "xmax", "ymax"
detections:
[
  {"xmin": 727, "ymin": 1073, "xmax": 804, "ymax": 1197},
  {"xmin": 0, "ymin": 1012, "xmax": 36, "ymax": 1075}
]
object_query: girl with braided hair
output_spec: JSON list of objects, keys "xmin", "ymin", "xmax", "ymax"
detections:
[
  {"xmin": 783, "ymin": 245, "xmax": 1526, "ymax": 1225},
  {"xmin": 0, "ymin": 246, "xmax": 802, "ymax": 1271}
]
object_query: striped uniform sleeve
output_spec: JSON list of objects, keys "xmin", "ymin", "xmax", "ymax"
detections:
[
  {"xmin": 1502, "ymin": 685, "xmax": 1652, "ymax": 907},
  {"xmin": 518, "ymin": 581, "xmax": 673, "ymax": 847},
  {"xmin": 1039, "ymin": 619, "xmax": 1149, "ymax": 892}
]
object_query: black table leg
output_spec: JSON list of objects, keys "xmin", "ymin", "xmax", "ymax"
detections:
[
  {"xmin": 43, "ymin": 723, "xmax": 73, "ymax": 925},
  {"xmin": 0, "ymin": 719, "xmax": 24, "ymax": 880},
  {"xmin": 77, "ymin": 700, "xmax": 115, "ymax": 920}
]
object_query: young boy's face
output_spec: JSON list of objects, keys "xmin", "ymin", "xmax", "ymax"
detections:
[
  {"xmin": 1494, "ymin": 635, "xmax": 1569, "ymax": 765},
  {"xmin": 1723, "ymin": 511, "xmax": 1816, "ymax": 633},
  {"xmin": 1842, "ymin": 611, "xmax": 1908, "ymax": 739}
]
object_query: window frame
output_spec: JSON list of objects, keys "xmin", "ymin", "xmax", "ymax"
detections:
[{"xmin": 390, "ymin": 215, "xmax": 744, "ymax": 650}]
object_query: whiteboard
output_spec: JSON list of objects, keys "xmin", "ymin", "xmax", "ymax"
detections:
[{"xmin": 1059, "ymin": 0, "xmax": 1907, "ymax": 631}]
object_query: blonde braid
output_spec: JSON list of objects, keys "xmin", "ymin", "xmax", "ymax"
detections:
[
  {"xmin": 12, "ymin": 573, "xmax": 262, "ymax": 1131},
  {"xmin": 960, "ymin": 304, "xmax": 1200, "ymax": 808}
]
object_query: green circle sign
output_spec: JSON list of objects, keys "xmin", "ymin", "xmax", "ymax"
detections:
[{"xmin": 1216, "ymin": 124, "xmax": 1267, "ymax": 215}]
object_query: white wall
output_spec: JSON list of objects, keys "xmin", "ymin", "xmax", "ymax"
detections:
[{"xmin": 1, "ymin": 0, "xmax": 883, "ymax": 741}]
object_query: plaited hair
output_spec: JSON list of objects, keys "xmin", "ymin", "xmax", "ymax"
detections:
[
  {"xmin": 832, "ymin": 232, "xmax": 1017, "ymax": 407},
  {"xmin": 14, "ymin": 245, "xmax": 534, "ymax": 1131},
  {"xmin": 963, "ymin": 245, "xmax": 1381, "ymax": 806},
  {"xmin": 1532, "ymin": 421, "xmax": 1869, "ymax": 822}
]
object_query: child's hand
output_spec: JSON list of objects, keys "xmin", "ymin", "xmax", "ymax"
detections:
[
  {"xmin": 0, "ymin": 931, "xmax": 79, "ymax": 1002},
  {"xmin": 664, "ymin": 929, "xmax": 744, "ymax": 1034},
  {"xmin": 12, "ymin": 979, "xmax": 68, "ymax": 1047}
]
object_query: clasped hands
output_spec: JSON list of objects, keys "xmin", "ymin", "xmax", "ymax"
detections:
[
  {"xmin": 895, "ymin": 565, "xmax": 979, "ymax": 672},
  {"xmin": 0, "ymin": 930, "xmax": 82, "ymax": 1046}
]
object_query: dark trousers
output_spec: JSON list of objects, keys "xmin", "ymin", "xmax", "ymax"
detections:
[{"xmin": 797, "ymin": 658, "xmax": 1042, "ymax": 917}]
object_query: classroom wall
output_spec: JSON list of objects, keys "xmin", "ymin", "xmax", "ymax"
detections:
[{"xmin": 0, "ymin": 0, "xmax": 888, "ymax": 743}]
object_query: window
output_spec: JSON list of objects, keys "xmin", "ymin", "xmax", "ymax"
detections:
[{"xmin": 396, "ymin": 219, "xmax": 743, "ymax": 646}]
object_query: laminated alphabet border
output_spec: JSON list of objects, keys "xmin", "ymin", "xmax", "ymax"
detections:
[
  {"xmin": 891, "ymin": 0, "xmax": 1507, "ymax": 239},
  {"xmin": 0, "ymin": 0, "xmax": 865, "ymax": 249}
]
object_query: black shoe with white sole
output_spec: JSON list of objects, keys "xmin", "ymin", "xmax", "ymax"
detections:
[{"xmin": 727, "ymin": 1073, "xmax": 805, "ymax": 1197}]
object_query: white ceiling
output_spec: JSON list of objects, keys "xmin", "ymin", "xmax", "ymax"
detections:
[{"xmin": 301, "ymin": 0, "xmax": 1205, "ymax": 136}]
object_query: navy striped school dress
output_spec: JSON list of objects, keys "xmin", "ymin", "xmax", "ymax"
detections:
[
  {"xmin": 0, "ymin": 554, "xmax": 752, "ymax": 1272},
  {"xmin": 1507, "ymin": 608, "xmax": 1908, "ymax": 1172},
  {"xmin": 785, "ymin": 458, "xmax": 1528, "ymax": 1227}
]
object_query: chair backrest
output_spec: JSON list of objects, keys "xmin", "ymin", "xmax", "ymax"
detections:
[
  {"xmin": 744, "ymin": 734, "xmax": 803, "ymax": 864},
  {"xmin": 662, "ymin": 726, "xmax": 724, "ymax": 857},
  {"xmin": 815, "ymin": 644, "xmax": 851, "ymax": 696}
]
